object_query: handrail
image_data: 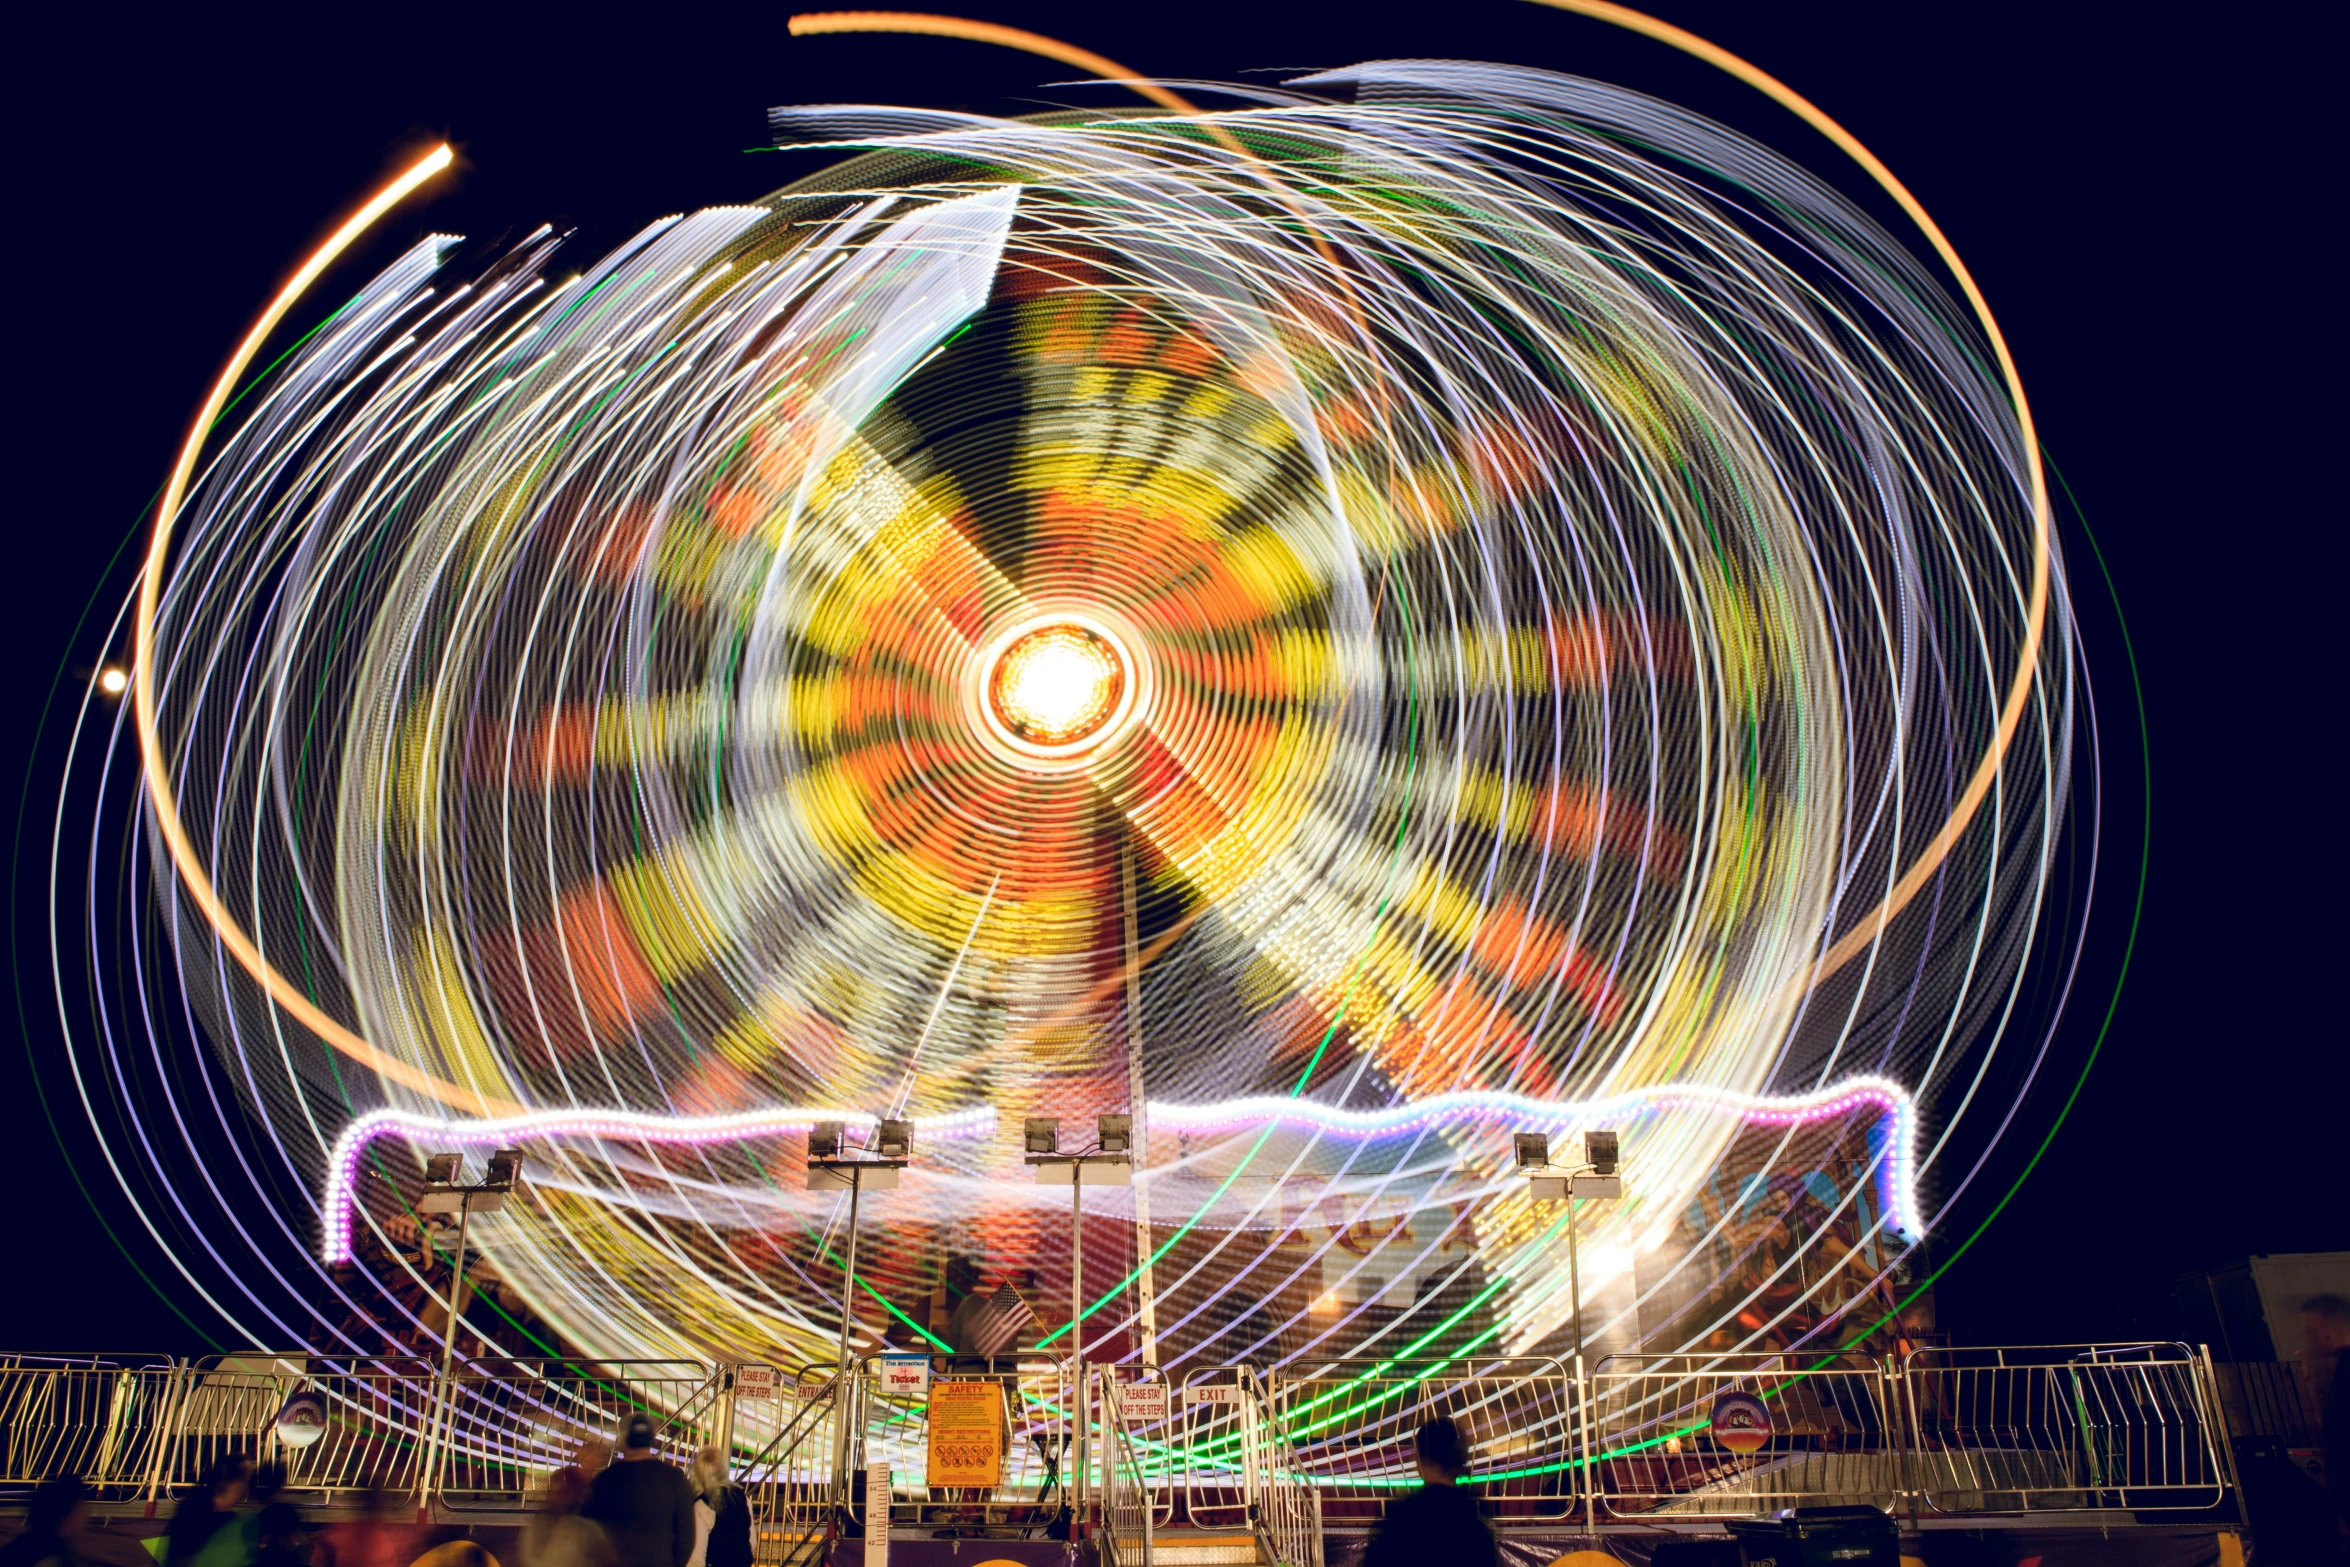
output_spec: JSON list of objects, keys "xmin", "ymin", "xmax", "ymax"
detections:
[
  {"xmin": 0, "ymin": 1342, "xmax": 2240, "ymax": 1543},
  {"xmin": 1096, "ymin": 1374, "xmax": 1153, "ymax": 1567}
]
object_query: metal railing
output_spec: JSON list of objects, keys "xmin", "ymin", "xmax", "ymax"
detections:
[
  {"xmin": 1240, "ymin": 1367, "xmax": 1322, "ymax": 1567},
  {"xmin": 1585, "ymin": 1352, "xmax": 1902, "ymax": 1520},
  {"xmin": 1902, "ymin": 1344, "xmax": 2231, "ymax": 1514},
  {"xmin": 1, "ymin": 1341, "xmax": 2240, "ymax": 1553},
  {"xmin": 434, "ymin": 1361, "xmax": 728, "ymax": 1508},
  {"xmin": 1097, "ymin": 1375, "xmax": 1154, "ymax": 1567},
  {"xmin": 1268, "ymin": 1356, "xmax": 1582, "ymax": 1531},
  {"xmin": 738, "ymin": 1367, "xmax": 841, "ymax": 1566}
]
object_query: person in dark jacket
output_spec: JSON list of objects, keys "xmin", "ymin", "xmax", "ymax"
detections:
[
  {"xmin": 583, "ymin": 1414, "xmax": 697, "ymax": 1567},
  {"xmin": 1361, "ymin": 1417, "xmax": 1498, "ymax": 1567},
  {"xmin": 251, "ymin": 1503, "xmax": 308, "ymax": 1567},
  {"xmin": 0, "ymin": 1475, "xmax": 92, "ymax": 1567}
]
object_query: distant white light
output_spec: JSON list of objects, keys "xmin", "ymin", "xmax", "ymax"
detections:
[{"xmin": 97, "ymin": 666, "xmax": 128, "ymax": 696}]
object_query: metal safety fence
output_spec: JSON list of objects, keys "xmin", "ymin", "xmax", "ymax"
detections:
[{"xmin": 2, "ymin": 1342, "xmax": 2240, "ymax": 1553}]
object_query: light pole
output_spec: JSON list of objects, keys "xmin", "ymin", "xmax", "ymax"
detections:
[
  {"xmin": 809, "ymin": 1118, "xmax": 910, "ymax": 1530},
  {"xmin": 413, "ymin": 1147, "xmax": 524, "ymax": 1521},
  {"xmin": 1026, "ymin": 1114, "xmax": 1133, "ymax": 1521},
  {"xmin": 1520, "ymin": 1128, "xmax": 1621, "ymax": 1516}
]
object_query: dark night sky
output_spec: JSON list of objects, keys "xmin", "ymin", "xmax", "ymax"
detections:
[{"xmin": 3, "ymin": 1, "xmax": 2339, "ymax": 1353}]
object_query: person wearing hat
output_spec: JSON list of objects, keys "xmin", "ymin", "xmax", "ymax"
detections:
[{"xmin": 583, "ymin": 1413, "xmax": 697, "ymax": 1567}]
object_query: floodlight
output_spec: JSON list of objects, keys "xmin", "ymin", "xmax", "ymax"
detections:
[
  {"xmin": 809, "ymin": 1121, "xmax": 843, "ymax": 1160},
  {"xmin": 1513, "ymin": 1132, "xmax": 1550, "ymax": 1170},
  {"xmin": 1025, "ymin": 1117, "xmax": 1060, "ymax": 1155},
  {"xmin": 876, "ymin": 1118, "xmax": 913, "ymax": 1160},
  {"xmin": 484, "ymin": 1148, "xmax": 525, "ymax": 1189},
  {"xmin": 423, "ymin": 1153, "xmax": 461, "ymax": 1186},
  {"xmin": 1585, "ymin": 1129, "xmax": 1619, "ymax": 1176},
  {"xmin": 1097, "ymin": 1113, "xmax": 1132, "ymax": 1155}
]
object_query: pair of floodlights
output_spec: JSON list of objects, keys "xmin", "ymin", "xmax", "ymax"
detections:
[
  {"xmin": 808, "ymin": 1118, "xmax": 912, "ymax": 1190},
  {"xmin": 417, "ymin": 1148, "xmax": 526, "ymax": 1215},
  {"xmin": 1024, "ymin": 1113, "xmax": 1133, "ymax": 1185},
  {"xmin": 1514, "ymin": 1128, "xmax": 1623, "ymax": 1203},
  {"xmin": 808, "ymin": 1118, "xmax": 912, "ymax": 1162},
  {"xmin": 1023, "ymin": 1114, "xmax": 1131, "ymax": 1156}
]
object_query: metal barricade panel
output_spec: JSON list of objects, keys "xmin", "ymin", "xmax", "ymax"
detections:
[
  {"xmin": 1590, "ymin": 1353, "xmax": 1901, "ymax": 1520},
  {"xmin": 1269, "ymin": 1358, "xmax": 1582, "ymax": 1531},
  {"xmin": 1902, "ymin": 1344, "xmax": 2228, "ymax": 1514}
]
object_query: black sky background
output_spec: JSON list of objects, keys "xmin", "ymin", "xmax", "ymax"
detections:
[{"xmin": 3, "ymin": 0, "xmax": 2339, "ymax": 1354}]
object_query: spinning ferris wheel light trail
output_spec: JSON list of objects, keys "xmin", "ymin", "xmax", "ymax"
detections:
[{"xmin": 57, "ymin": 3, "xmax": 2094, "ymax": 1378}]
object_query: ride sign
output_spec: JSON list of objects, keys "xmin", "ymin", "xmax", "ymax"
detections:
[
  {"xmin": 926, "ymin": 1381, "xmax": 1004, "ymax": 1487},
  {"xmin": 879, "ymin": 1354, "xmax": 930, "ymax": 1397},
  {"xmin": 1709, "ymin": 1389, "xmax": 1774, "ymax": 1454}
]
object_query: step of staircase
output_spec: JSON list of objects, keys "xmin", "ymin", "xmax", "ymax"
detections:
[{"xmin": 1147, "ymin": 1531, "xmax": 1267, "ymax": 1565}]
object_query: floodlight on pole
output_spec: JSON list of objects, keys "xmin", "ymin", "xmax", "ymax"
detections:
[
  {"xmin": 1024, "ymin": 1111, "xmax": 1137, "ymax": 1521},
  {"xmin": 412, "ymin": 1146, "xmax": 527, "ymax": 1520},
  {"xmin": 805, "ymin": 1113, "xmax": 913, "ymax": 1517},
  {"xmin": 1521, "ymin": 1123, "xmax": 1625, "ymax": 1460}
]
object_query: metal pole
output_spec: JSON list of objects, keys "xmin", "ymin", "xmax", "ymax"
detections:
[
  {"xmin": 1565, "ymin": 1189, "xmax": 1587, "ymax": 1521},
  {"xmin": 836, "ymin": 1170, "xmax": 864, "ymax": 1378},
  {"xmin": 1566, "ymin": 1188, "xmax": 1584, "ymax": 1367},
  {"xmin": 1120, "ymin": 848, "xmax": 1160, "ymax": 1368},
  {"xmin": 1071, "ymin": 1160, "xmax": 1086, "ymax": 1520},
  {"xmin": 420, "ymin": 1196, "xmax": 473, "ymax": 1521},
  {"xmin": 832, "ymin": 1169, "xmax": 864, "ymax": 1518},
  {"xmin": 141, "ymin": 1358, "xmax": 189, "ymax": 1517}
]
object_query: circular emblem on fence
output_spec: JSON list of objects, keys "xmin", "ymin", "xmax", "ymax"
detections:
[
  {"xmin": 273, "ymin": 1388, "xmax": 328, "ymax": 1448},
  {"xmin": 1708, "ymin": 1389, "xmax": 1774, "ymax": 1454}
]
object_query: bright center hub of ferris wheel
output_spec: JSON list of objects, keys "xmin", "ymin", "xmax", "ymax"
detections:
[
  {"xmin": 971, "ymin": 611, "xmax": 1144, "ymax": 767},
  {"xmin": 990, "ymin": 623, "xmax": 1123, "ymax": 744}
]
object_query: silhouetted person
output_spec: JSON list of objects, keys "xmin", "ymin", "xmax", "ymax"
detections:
[
  {"xmin": 2305, "ymin": 1293, "xmax": 2350, "ymax": 1545},
  {"xmin": 524, "ymin": 1467, "xmax": 613, "ymax": 1567},
  {"xmin": 314, "ymin": 1483, "xmax": 395, "ymax": 1567},
  {"xmin": 167, "ymin": 1455, "xmax": 254, "ymax": 1567},
  {"xmin": 251, "ymin": 1504, "xmax": 307, "ymax": 1567},
  {"xmin": 583, "ymin": 1414, "xmax": 695, "ymax": 1567},
  {"xmin": 0, "ymin": 1475, "xmax": 92, "ymax": 1567},
  {"xmin": 1360, "ymin": 1417, "xmax": 1497, "ymax": 1567}
]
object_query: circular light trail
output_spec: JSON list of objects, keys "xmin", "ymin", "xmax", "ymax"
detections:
[{"xmin": 49, "ymin": 15, "xmax": 2097, "ymax": 1400}]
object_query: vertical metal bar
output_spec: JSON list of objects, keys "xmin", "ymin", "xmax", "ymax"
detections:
[
  {"xmin": 1565, "ymin": 1194, "xmax": 1589, "ymax": 1521},
  {"xmin": 717, "ymin": 1366, "xmax": 739, "ymax": 1464},
  {"xmin": 418, "ymin": 1197, "xmax": 473, "ymax": 1520},
  {"xmin": 1071, "ymin": 1161, "xmax": 1086, "ymax": 1519},
  {"xmin": 1120, "ymin": 848, "xmax": 1159, "ymax": 1369},
  {"xmin": 141, "ymin": 1359, "xmax": 188, "ymax": 1516},
  {"xmin": 2197, "ymin": 1342, "xmax": 2250, "ymax": 1529},
  {"xmin": 831, "ymin": 1170, "xmax": 864, "ymax": 1522},
  {"xmin": 95, "ymin": 1369, "xmax": 131, "ymax": 1485}
]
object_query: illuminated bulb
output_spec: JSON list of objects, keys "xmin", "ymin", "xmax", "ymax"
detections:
[
  {"xmin": 96, "ymin": 667, "xmax": 128, "ymax": 696},
  {"xmin": 988, "ymin": 623, "xmax": 1123, "ymax": 745}
]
